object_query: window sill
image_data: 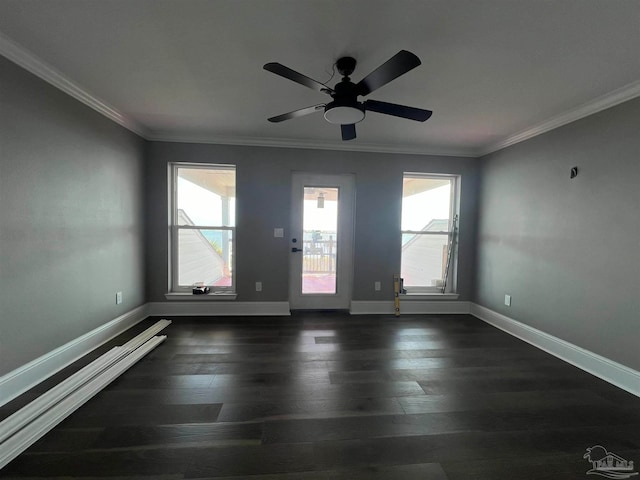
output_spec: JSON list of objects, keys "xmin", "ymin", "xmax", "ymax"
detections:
[
  {"xmin": 400, "ymin": 293, "xmax": 459, "ymax": 300},
  {"xmin": 164, "ymin": 292, "xmax": 237, "ymax": 301}
]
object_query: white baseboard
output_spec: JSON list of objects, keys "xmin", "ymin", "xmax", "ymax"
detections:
[
  {"xmin": 470, "ymin": 303, "xmax": 640, "ymax": 397},
  {"xmin": 147, "ymin": 301, "xmax": 291, "ymax": 316},
  {"xmin": 0, "ymin": 304, "xmax": 149, "ymax": 408},
  {"xmin": 350, "ymin": 300, "xmax": 471, "ymax": 315}
]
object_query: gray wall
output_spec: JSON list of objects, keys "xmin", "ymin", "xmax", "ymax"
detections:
[
  {"xmin": 0, "ymin": 57, "xmax": 147, "ymax": 376},
  {"xmin": 145, "ymin": 143, "xmax": 479, "ymax": 303},
  {"xmin": 475, "ymin": 98, "xmax": 640, "ymax": 371},
  {"xmin": 3, "ymin": 47, "xmax": 637, "ymax": 385}
]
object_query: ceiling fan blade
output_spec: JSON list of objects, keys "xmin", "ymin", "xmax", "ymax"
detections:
[
  {"xmin": 364, "ymin": 99, "xmax": 432, "ymax": 122},
  {"xmin": 267, "ymin": 104, "xmax": 325, "ymax": 123},
  {"xmin": 356, "ymin": 50, "xmax": 421, "ymax": 97},
  {"xmin": 264, "ymin": 63, "xmax": 333, "ymax": 94},
  {"xmin": 341, "ymin": 124, "xmax": 356, "ymax": 141}
]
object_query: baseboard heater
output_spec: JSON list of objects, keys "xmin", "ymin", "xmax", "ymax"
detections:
[{"xmin": 0, "ymin": 319, "xmax": 171, "ymax": 470}]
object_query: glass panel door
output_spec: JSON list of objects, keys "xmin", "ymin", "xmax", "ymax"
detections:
[{"xmin": 289, "ymin": 173, "xmax": 354, "ymax": 310}]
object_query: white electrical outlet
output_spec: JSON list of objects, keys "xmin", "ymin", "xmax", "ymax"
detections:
[
  {"xmin": 256, "ymin": 281, "xmax": 262, "ymax": 292},
  {"xmin": 504, "ymin": 294, "xmax": 511, "ymax": 306},
  {"xmin": 116, "ymin": 291, "xmax": 123, "ymax": 305},
  {"xmin": 374, "ymin": 281, "xmax": 381, "ymax": 291}
]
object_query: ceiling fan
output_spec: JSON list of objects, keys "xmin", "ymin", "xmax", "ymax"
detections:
[{"xmin": 263, "ymin": 50, "xmax": 433, "ymax": 141}]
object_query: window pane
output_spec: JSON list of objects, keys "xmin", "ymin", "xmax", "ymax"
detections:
[
  {"xmin": 302, "ymin": 187, "xmax": 338, "ymax": 294},
  {"xmin": 178, "ymin": 228, "xmax": 233, "ymax": 287},
  {"xmin": 177, "ymin": 167, "xmax": 235, "ymax": 227},
  {"xmin": 401, "ymin": 233, "xmax": 449, "ymax": 288},
  {"xmin": 402, "ymin": 177, "xmax": 451, "ymax": 231}
]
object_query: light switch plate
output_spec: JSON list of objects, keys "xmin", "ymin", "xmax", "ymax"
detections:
[{"xmin": 274, "ymin": 228, "xmax": 284, "ymax": 238}]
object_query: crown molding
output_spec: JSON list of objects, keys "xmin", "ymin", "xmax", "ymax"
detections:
[
  {"xmin": 146, "ymin": 131, "xmax": 479, "ymax": 158},
  {"xmin": 0, "ymin": 32, "xmax": 148, "ymax": 138},
  {"xmin": 0, "ymin": 34, "xmax": 470, "ymax": 157},
  {"xmin": 480, "ymin": 79, "xmax": 640, "ymax": 156},
  {"xmin": 3, "ymin": 30, "xmax": 638, "ymax": 158}
]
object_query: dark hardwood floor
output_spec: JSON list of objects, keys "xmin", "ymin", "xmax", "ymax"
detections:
[{"xmin": 1, "ymin": 312, "xmax": 639, "ymax": 479}]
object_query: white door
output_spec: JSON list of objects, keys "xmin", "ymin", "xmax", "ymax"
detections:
[{"xmin": 289, "ymin": 173, "xmax": 355, "ymax": 309}]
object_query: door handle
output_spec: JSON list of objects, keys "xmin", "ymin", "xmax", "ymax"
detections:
[{"xmin": 291, "ymin": 247, "xmax": 302, "ymax": 253}]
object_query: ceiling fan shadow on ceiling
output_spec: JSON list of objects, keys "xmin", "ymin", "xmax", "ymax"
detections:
[{"xmin": 263, "ymin": 50, "xmax": 433, "ymax": 141}]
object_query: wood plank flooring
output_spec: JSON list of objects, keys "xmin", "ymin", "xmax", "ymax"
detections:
[{"xmin": 1, "ymin": 312, "xmax": 639, "ymax": 479}]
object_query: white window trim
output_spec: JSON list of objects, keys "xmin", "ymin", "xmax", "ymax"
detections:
[
  {"xmin": 169, "ymin": 163, "xmax": 236, "ymax": 294},
  {"xmin": 401, "ymin": 173, "xmax": 459, "ymax": 294}
]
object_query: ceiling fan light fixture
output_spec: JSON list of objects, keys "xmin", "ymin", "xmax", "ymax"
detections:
[
  {"xmin": 265, "ymin": 51, "xmax": 431, "ymax": 140},
  {"xmin": 324, "ymin": 102, "xmax": 365, "ymax": 125}
]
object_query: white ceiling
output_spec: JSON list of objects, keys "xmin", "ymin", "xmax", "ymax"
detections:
[{"xmin": 1, "ymin": 0, "xmax": 639, "ymax": 156}]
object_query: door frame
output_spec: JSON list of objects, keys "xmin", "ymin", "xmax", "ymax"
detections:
[{"xmin": 289, "ymin": 172, "xmax": 355, "ymax": 310}]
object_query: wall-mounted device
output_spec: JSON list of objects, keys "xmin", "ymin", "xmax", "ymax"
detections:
[{"xmin": 570, "ymin": 166, "xmax": 578, "ymax": 179}]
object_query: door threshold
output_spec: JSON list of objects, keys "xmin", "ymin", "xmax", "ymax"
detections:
[{"xmin": 290, "ymin": 309, "xmax": 351, "ymax": 315}]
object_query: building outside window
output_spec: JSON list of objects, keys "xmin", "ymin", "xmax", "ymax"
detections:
[
  {"xmin": 401, "ymin": 173, "xmax": 458, "ymax": 293},
  {"xmin": 170, "ymin": 164, "xmax": 235, "ymax": 292}
]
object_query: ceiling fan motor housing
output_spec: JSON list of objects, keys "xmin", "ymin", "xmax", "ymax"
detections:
[{"xmin": 324, "ymin": 76, "xmax": 365, "ymax": 124}]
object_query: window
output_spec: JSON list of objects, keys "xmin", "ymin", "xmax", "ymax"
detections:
[
  {"xmin": 170, "ymin": 164, "xmax": 235, "ymax": 292},
  {"xmin": 401, "ymin": 174, "xmax": 458, "ymax": 293}
]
